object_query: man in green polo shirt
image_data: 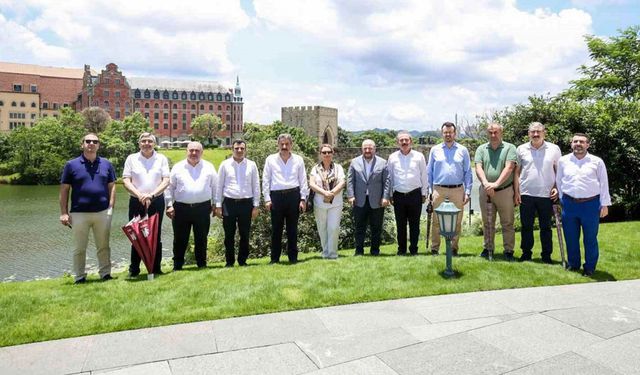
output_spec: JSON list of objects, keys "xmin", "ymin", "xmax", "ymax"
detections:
[{"xmin": 475, "ymin": 123, "xmax": 518, "ymax": 261}]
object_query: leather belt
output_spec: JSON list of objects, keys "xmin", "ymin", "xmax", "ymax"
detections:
[
  {"xmin": 393, "ymin": 188, "xmax": 421, "ymax": 196},
  {"xmin": 435, "ymin": 184, "xmax": 462, "ymax": 189},
  {"xmin": 565, "ymin": 194, "xmax": 598, "ymax": 203},
  {"xmin": 271, "ymin": 187, "xmax": 300, "ymax": 194},
  {"xmin": 494, "ymin": 183, "xmax": 513, "ymax": 192},
  {"xmin": 175, "ymin": 200, "xmax": 211, "ymax": 208},
  {"xmin": 224, "ymin": 197, "xmax": 253, "ymax": 203}
]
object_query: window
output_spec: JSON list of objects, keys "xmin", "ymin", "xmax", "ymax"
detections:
[
  {"xmin": 200, "ymin": 104, "xmax": 204, "ymax": 110},
  {"xmin": 208, "ymin": 93, "xmax": 214, "ymax": 101},
  {"xmin": 226, "ymin": 114, "xmax": 231, "ymax": 122},
  {"xmin": 190, "ymin": 92, "xmax": 196, "ymax": 100},
  {"xmin": 11, "ymin": 101, "xmax": 16, "ymax": 107},
  {"xmin": 182, "ymin": 103, "xmax": 186, "ymax": 110},
  {"xmin": 173, "ymin": 124, "xmax": 178, "ymax": 129},
  {"xmin": 199, "ymin": 93, "xmax": 205, "ymax": 100},
  {"xmin": 125, "ymin": 102, "xmax": 130, "ymax": 109},
  {"xmin": 31, "ymin": 102, "xmax": 37, "ymax": 108},
  {"xmin": 30, "ymin": 84, "xmax": 37, "ymax": 93},
  {"xmin": 173, "ymin": 103, "xmax": 177, "ymax": 109},
  {"xmin": 115, "ymin": 91, "xmax": 120, "ymax": 98},
  {"xmin": 218, "ymin": 105, "xmax": 222, "ymax": 110},
  {"xmin": 182, "ymin": 123, "xmax": 187, "ymax": 130},
  {"xmin": 181, "ymin": 91, "xmax": 187, "ymax": 100},
  {"xmin": 104, "ymin": 78, "xmax": 110, "ymax": 84},
  {"xmin": 191, "ymin": 114, "xmax": 196, "ymax": 120},
  {"xmin": 155, "ymin": 123, "xmax": 159, "ymax": 129},
  {"xmin": 182, "ymin": 114, "xmax": 187, "ymax": 120},
  {"xmin": 115, "ymin": 79, "xmax": 121, "ymax": 85},
  {"xmin": 173, "ymin": 113, "xmax": 178, "ymax": 120},
  {"xmin": 0, "ymin": 100, "xmax": 3, "ymax": 106},
  {"xmin": 42, "ymin": 102, "xmax": 48, "ymax": 109},
  {"xmin": 209, "ymin": 105, "xmax": 213, "ymax": 110},
  {"xmin": 13, "ymin": 84, "xmax": 22, "ymax": 92},
  {"xmin": 144, "ymin": 90, "xmax": 150, "ymax": 99},
  {"xmin": 191, "ymin": 104, "xmax": 196, "ymax": 110},
  {"xmin": 20, "ymin": 101, "xmax": 25, "ymax": 107},
  {"xmin": 31, "ymin": 113, "xmax": 37, "ymax": 119},
  {"xmin": 153, "ymin": 90, "xmax": 160, "ymax": 99},
  {"xmin": 144, "ymin": 103, "xmax": 150, "ymax": 109},
  {"xmin": 115, "ymin": 111, "xmax": 121, "ymax": 119},
  {"xmin": 164, "ymin": 113, "xmax": 169, "ymax": 120},
  {"xmin": 134, "ymin": 89, "xmax": 141, "ymax": 99},
  {"xmin": 101, "ymin": 102, "xmax": 107, "ymax": 109},
  {"xmin": 103, "ymin": 90, "xmax": 109, "ymax": 97},
  {"xmin": 217, "ymin": 93, "xmax": 222, "ymax": 101},
  {"xmin": 226, "ymin": 105, "xmax": 230, "ymax": 110},
  {"xmin": 63, "ymin": 103, "xmax": 69, "ymax": 108},
  {"xmin": 144, "ymin": 112, "xmax": 149, "ymax": 119},
  {"xmin": 154, "ymin": 113, "xmax": 159, "ymax": 120},
  {"xmin": 173, "ymin": 91, "xmax": 179, "ymax": 99},
  {"xmin": 134, "ymin": 102, "xmax": 140, "ymax": 109},
  {"xmin": 115, "ymin": 102, "xmax": 120, "ymax": 109},
  {"xmin": 225, "ymin": 94, "xmax": 231, "ymax": 101},
  {"xmin": 163, "ymin": 103, "xmax": 168, "ymax": 109},
  {"xmin": 163, "ymin": 123, "xmax": 168, "ymax": 129},
  {"xmin": 163, "ymin": 90, "xmax": 169, "ymax": 99}
]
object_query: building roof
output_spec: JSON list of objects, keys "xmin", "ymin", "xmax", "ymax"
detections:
[
  {"xmin": 0, "ymin": 61, "xmax": 86, "ymax": 79},
  {"xmin": 127, "ymin": 77, "xmax": 230, "ymax": 93}
]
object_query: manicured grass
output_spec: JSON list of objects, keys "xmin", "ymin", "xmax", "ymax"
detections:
[
  {"xmin": 1, "ymin": 221, "xmax": 639, "ymax": 347},
  {"xmin": 159, "ymin": 148, "xmax": 230, "ymax": 168}
]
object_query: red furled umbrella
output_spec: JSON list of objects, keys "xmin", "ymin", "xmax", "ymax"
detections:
[{"xmin": 122, "ymin": 213, "xmax": 160, "ymax": 280}]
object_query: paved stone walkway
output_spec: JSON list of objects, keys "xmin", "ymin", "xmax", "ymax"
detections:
[{"xmin": 2, "ymin": 279, "xmax": 640, "ymax": 374}]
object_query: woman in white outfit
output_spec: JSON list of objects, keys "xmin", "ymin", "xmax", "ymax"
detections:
[{"xmin": 309, "ymin": 144, "xmax": 345, "ymax": 259}]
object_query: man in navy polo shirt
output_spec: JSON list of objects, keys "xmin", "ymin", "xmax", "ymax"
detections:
[{"xmin": 59, "ymin": 133, "xmax": 116, "ymax": 284}]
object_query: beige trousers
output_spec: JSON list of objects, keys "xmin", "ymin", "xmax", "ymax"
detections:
[
  {"xmin": 430, "ymin": 185, "xmax": 465, "ymax": 252},
  {"xmin": 70, "ymin": 209, "xmax": 112, "ymax": 280},
  {"xmin": 479, "ymin": 186, "xmax": 515, "ymax": 253}
]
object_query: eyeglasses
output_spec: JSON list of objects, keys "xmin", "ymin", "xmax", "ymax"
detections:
[
  {"xmin": 321, "ymin": 151, "xmax": 333, "ymax": 155},
  {"xmin": 84, "ymin": 140, "xmax": 100, "ymax": 144}
]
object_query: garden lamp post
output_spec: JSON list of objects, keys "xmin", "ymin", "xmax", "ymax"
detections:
[{"xmin": 435, "ymin": 197, "xmax": 461, "ymax": 278}]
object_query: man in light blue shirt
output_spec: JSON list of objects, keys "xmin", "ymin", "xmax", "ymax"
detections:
[{"xmin": 427, "ymin": 122, "xmax": 472, "ymax": 255}]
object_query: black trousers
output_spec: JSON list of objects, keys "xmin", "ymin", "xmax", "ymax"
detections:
[
  {"xmin": 172, "ymin": 201, "xmax": 211, "ymax": 269},
  {"xmin": 353, "ymin": 196, "xmax": 384, "ymax": 255},
  {"xmin": 270, "ymin": 188, "xmax": 301, "ymax": 262},
  {"xmin": 520, "ymin": 194, "xmax": 553, "ymax": 259},
  {"xmin": 222, "ymin": 198, "xmax": 253, "ymax": 266},
  {"xmin": 128, "ymin": 195, "xmax": 164, "ymax": 274},
  {"xmin": 393, "ymin": 188, "xmax": 422, "ymax": 254}
]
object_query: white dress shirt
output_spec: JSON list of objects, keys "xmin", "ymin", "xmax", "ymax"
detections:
[
  {"xmin": 122, "ymin": 151, "xmax": 170, "ymax": 194},
  {"xmin": 262, "ymin": 153, "xmax": 309, "ymax": 202},
  {"xmin": 165, "ymin": 159, "xmax": 217, "ymax": 206},
  {"xmin": 556, "ymin": 152, "xmax": 611, "ymax": 206},
  {"xmin": 516, "ymin": 141, "xmax": 561, "ymax": 198},
  {"xmin": 387, "ymin": 149, "xmax": 428, "ymax": 195},
  {"xmin": 215, "ymin": 157, "xmax": 260, "ymax": 208}
]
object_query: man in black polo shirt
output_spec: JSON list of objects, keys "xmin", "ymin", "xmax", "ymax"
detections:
[{"xmin": 59, "ymin": 133, "xmax": 116, "ymax": 284}]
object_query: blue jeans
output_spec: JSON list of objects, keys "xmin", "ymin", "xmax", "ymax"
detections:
[{"xmin": 561, "ymin": 195, "xmax": 600, "ymax": 272}]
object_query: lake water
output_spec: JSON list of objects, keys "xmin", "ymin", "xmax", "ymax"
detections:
[{"xmin": 0, "ymin": 183, "xmax": 481, "ymax": 282}]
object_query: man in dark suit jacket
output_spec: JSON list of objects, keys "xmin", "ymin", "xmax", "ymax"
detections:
[{"xmin": 347, "ymin": 139, "xmax": 391, "ymax": 255}]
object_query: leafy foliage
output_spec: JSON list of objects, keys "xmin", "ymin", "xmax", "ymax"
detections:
[
  {"xmin": 81, "ymin": 107, "xmax": 112, "ymax": 133},
  {"xmin": 99, "ymin": 112, "xmax": 152, "ymax": 176},
  {"xmin": 190, "ymin": 113, "xmax": 225, "ymax": 147}
]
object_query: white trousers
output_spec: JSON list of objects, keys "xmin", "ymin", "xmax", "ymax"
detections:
[
  {"xmin": 314, "ymin": 205, "xmax": 343, "ymax": 259},
  {"xmin": 70, "ymin": 209, "xmax": 112, "ymax": 280}
]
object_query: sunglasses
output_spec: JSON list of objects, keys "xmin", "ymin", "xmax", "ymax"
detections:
[
  {"xmin": 84, "ymin": 139, "xmax": 100, "ymax": 144},
  {"xmin": 321, "ymin": 151, "xmax": 333, "ymax": 155}
]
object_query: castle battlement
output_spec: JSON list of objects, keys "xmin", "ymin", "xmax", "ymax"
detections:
[{"xmin": 281, "ymin": 105, "xmax": 338, "ymax": 147}]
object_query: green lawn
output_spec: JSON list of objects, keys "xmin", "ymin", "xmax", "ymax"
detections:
[
  {"xmin": 159, "ymin": 148, "xmax": 230, "ymax": 168},
  {"xmin": 1, "ymin": 221, "xmax": 638, "ymax": 347}
]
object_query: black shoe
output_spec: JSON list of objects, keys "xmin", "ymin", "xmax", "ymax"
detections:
[
  {"xmin": 431, "ymin": 250, "xmax": 439, "ymax": 256},
  {"xmin": 289, "ymin": 259, "xmax": 298, "ymax": 264},
  {"xmin": 225, "ymin": 264, "xmax": 234, "ymax": 268},
  {"xmin": 541, "ymin": 257, "xmax": 553, "ymax": 264},
  {"xmin": 269, "ymin": 260, "xmax": 280, "ymax": 264},
  {"xmin": 197, "ymin": 264, "xmax": 207, "ymax": 269},
  {"xmin": 127, "ymin": 272, "xmax": 139, "ymax": 279},
  {"xmin": 370, "ymin": 252, "xmax": 380, "ymax": 256},
  {"xmin": 566, "ymin": 265, "xmax": 580, "ymax": 272},
  {"xmin": 101, "ymin": 274, "xmax": 113, "ymax": 281},
  {"xmin": 397, "ymin": 251, "xmax": 407, "ymax": 256},
  {"xmin": 504, "ymin": 253, "xmax": 516, "ymax": 262},
  {"xmin": 480, "ymin": 249, "xmax": 489, "ymax": 258},
  {"xmin": 354, "ymin": 251, "xmax": 364, "ymax": 256},
  {"xmin": 518, "ymin": 254, "xmax": 532, "ymax": 262},
  {"xmin": 74, "ymin": 277, "xmax": 86, "ymax": 284},
  {"xmin": 452, "ymin": 249, "xmax": 459, "ymax": 257},
  {"xmin": 173, "ymin": 266, "xmax": 183, "ymax": 271},
  {"xmin": 154, "ymin": 270, "xmax": 164, "ymax": 275},
  {"xmin": 239, "ymin": 263, "xmax": 248, "ymax": 267},
  {"xmin": 582, "ymin": 269, "xmax": 594, "ymax": 277}
]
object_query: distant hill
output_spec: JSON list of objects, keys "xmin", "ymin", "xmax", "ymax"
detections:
[{"xmin": 350, "ymin": 128, "xmax": 440, "ymax": 138}]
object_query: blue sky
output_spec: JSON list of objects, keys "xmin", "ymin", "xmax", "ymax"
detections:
[{"xmin": 0, "ymin": 0, "xmax": 638, "ymax": 131}]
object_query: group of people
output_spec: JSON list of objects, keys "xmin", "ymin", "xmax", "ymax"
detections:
[{"xmin": 59, "ymin": 122, "xmax": 610, "ymax": 284}]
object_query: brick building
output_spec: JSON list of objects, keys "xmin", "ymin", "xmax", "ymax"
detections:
[
  {"xmin": 0, "ymin": 62, "xmax": 84, "ymax": 131},
  {"xmin": 75, "ymin": 63, "xmax": 244, "ymax": 143}
]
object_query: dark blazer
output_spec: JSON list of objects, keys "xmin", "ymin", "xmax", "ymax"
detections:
[{"xmin": 347, "ymin": 155, "xmax": 390, "ymax": 209}]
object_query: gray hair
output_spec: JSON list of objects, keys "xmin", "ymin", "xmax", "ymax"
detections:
[
  {"xmin": 277, "ymin": 133, "xmax": 293, "ymax": 144},
  {"xmin": 487, "ymin": 123, "xmax": 503, "ymax": 130},
  {"xmin": 187, "ymin": 141, "xmax": 203, "ymax": 150},
  {"xmin": 138, "ymin": 132, "xmax": 157, "ymax": 143},
  {"xmin": 361, "ymin": 139, "xmax": 376, "ymax": 148},
  {"xmin": 528, "ymin": 122, "xmax": 545, "ymax": 131},
  {"xmin": 396, "ymin": 131, "xmax": 412, "ymax": 140}
]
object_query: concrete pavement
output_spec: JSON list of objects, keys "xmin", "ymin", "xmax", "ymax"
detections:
[{"xmin": 2, "ymin": 279, "xmax": 640, "ymax": 374}]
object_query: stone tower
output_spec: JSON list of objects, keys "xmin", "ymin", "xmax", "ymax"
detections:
[{"xmin": 281, "ymin": 106, "xmax": 338, "ymax": 147}]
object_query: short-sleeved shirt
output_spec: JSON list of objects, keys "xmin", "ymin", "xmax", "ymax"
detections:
[
  {"xmin": 61, "ymin": 155, "xmax": 116, "ymax": 213},
  {"xmin": 122, "ymin": 151, "xmax": 170, "ymax": 195},
  {"xmin": 474, "ymin": 141, "xmax": 517, "ymax": 189},
  {"xmin": 516, "ymin": 141, "xmax": 561, "ymax": 198}
]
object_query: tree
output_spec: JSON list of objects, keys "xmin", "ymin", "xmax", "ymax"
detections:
[
  {"xmin": 570, "ymin": 26, "xmax": 640, "ymax": 101},
  {"xmin": 191, "ymin": 114, "xmax": 225, "ymax": 146},
  {"xmin": 100, "ymin": 112, "xmax": 152, "ymax": 176},
  {"xmin": 81, "ymin": 107, "xmax": 112, "ymax": 133},
  {"xmin": 337, "ymin": 126, "xmax": 353, "ymax": 147}
]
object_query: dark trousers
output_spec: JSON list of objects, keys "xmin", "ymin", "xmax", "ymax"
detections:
[
  {"xmin": 172, "ymin": 201, "xmax": 211, "ymax": 269},
  {"xmin": 353, "ymin": 196, "xmax": 384, "ymax": 255},
  {"xmin": 519, "ymin": 195, "xmax": 553, "ymax": 259},
  {"xmin": 222, "ymin": 198, "xmax": 253, "ymax": 266},
  {"xmin": 562, "ymin": 195, "xmax": 601, "ymax": 272},
  {"xmin": 270, "ymin": 189, "xmax": 301, "ymax": 262},
  {"xmin": 393, "ymin": 188, "xmax": 422, "ymax": 254},
  {"xmin": 128, "ymin": 195, "xmax": 164, "ymax": 274}
]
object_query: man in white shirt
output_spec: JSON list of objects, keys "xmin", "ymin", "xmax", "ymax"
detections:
[
  {"xmin": 387, "ymin": 131, "xmax": 428, "ymax": 255},
  {"xmin": 122, "ymin": 132, "xmax": 170, "ymax": 277},
  {"xmin": 215, "ymin": 140, "xmax": 260, "ymax": 267},
  {"xmin": 165, "ymin": 142, "xmax": 217, "ymax": 270},
  {"xmin": 514, "ymin": 122, "xmax": 561, "ymax": 264},
  {"xmin": 556, "ymin": 133, "xmax": 610, "ymax": 276},
  {"xmin": 262, "ymin": 133, "xmax": 309, "ymax": 264}
]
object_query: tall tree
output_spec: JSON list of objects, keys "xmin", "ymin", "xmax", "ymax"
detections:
[
  {"xmin": 191, "ymin": 114, "xmax": 225, "ymax": 146},
  {"xmin": 81, "ymin": 106, "xmax": 112, "ymax": 133}
]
